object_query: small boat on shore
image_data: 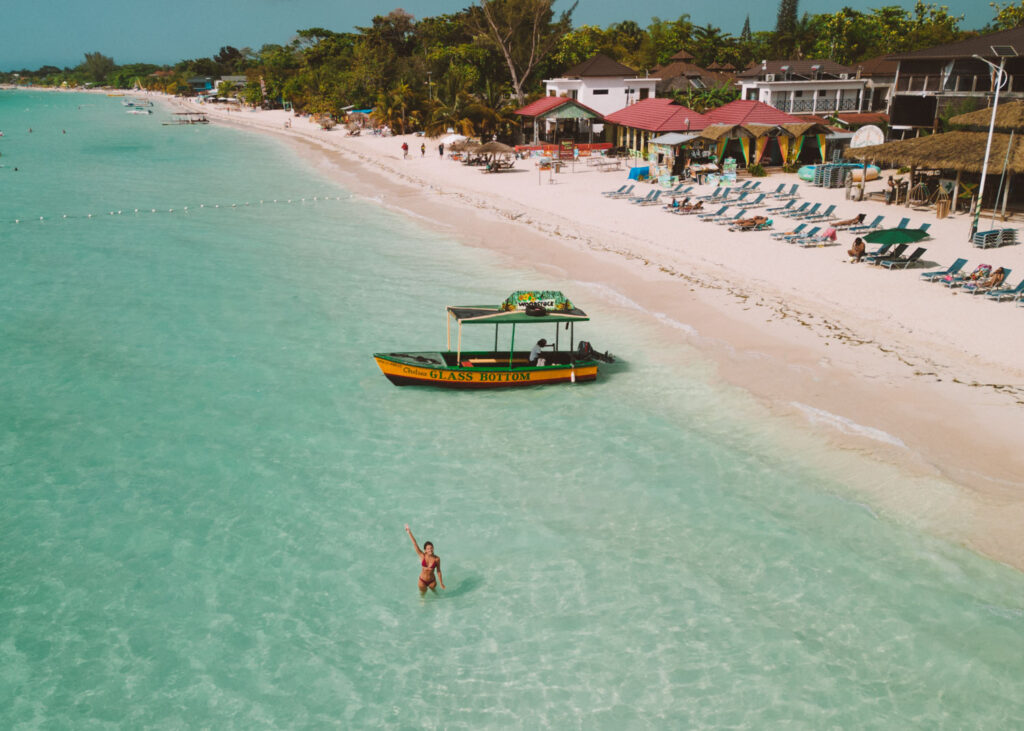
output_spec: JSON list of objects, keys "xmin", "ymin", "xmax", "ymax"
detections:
[
  {"xmin": 126, "ymin": 108, "xmax": 152, "ymax": 115},
  {"xmin": 162, "ymin": 112, "xmax": 209, "ymax": 126},
  {"xmin": 374, "ymin": 290, "xmax": 613, "ymax": 388}
]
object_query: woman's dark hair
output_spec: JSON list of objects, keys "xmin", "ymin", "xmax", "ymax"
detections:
[{"xmin": 424, "ymin": 541, "xmax": 433, "ymax": 549}]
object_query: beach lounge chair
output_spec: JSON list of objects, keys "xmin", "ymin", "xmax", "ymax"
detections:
[
  {"xmin": 602, "ymin": 184, "xmax": 631, "ymax": 197},
  {"xmin": 634, "ymin": 190, "xmax": 663, "ymax": 206},
  {"xmin": 985, "ymin": 278, "xmax": 1024, "ymax": 302},
  {"xmin": 739, "ymin": 193, "xmax": 768, "ymax": 208},
  {"xmin": 627, "ymin": 190, "xmax": 658, "ymax": 204},
  {"xmin": 696, "ymin": 205, "xmax": 729, "ymax": 220},
  {"xmin": 847, "ymin": 214, "xmax": 884, "ymax": 233},
  {"xmin": 766, "ymin": 199, "xmax": 796, "ymax": 214},
  {"xmin": 713, "ymin": 209, "xmax": 750, "ymax": 225},
  {"xmin": 605, "ymin": 184, "xmax": 636, "ymax": 198},
  {"xmin": 894, "ymin": 217, "xmax": 910, "ymax": 229},
  {"xmin": 790, "ymin": 203, "xmax": 822, "ymax": 220},
  {"xmin": 803, "ymin": 204, "xmax": 837, "ymax": 222},
  {"xmin": 672, "ymin": 202, "xmax": 707, "ymax": 215},
  {"xmin": 782, "ymin": 201, "xmax": 811, "ymax": 218},
  {"xmin": 764, "ymin": 183, "xmax": 786, "ymax": 197},
  {"xmin": 783, "ymin": 226, "xmax": 820, "ymax": 242},
  {"xmin": 942, "ymin": 263, "xmax": 991, "ymax": 288},
  {"xmin": 736, "ymin": 180, "xmax": 753, "ymax": 190},
  {"xmin": 746, "ymin": 181, "xmax": 762, "ymax": 191},
  {"xmin": 859, "ymin": 243, "xmax": 892, "ymax": 262},
  {"xmin": 771, "ymin": 222, "xmax": 805, "ymax": 240},
  {"xmin": 920, "ymin": 258, "xmax": 967, "ymax": 282},
  {"xmin": 773, "ymin": 184, "xmax": 800, "ymax": 199},
  {"xmin": 868, "ymin": 243, "xmax": 908, "ymax": 265},
  {"xmin": 880, "ymin": 246, "xmax": 927, "ymax": 269},
  {"xmin": 730, "ymin": 218, "xmax": 773, "ymax": 232},
  {"xmin": 964, "ymin": 267, "xmax": 1011, "ymax": 295},
  {"xmin": 917, "ymin": 223, "xmax": 931, "ymax": 237},
  {"xmin": 696, "ymin": 188, "xmax": 726, "ymax": 202}
]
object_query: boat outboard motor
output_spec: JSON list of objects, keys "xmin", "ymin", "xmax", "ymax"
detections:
[{"xmin": 576, "ymin": 340, "xmax": 615, "ymax": 363}]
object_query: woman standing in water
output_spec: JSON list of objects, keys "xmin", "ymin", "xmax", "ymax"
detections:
[{"xmin": 405, "ymin": 524, "xmax": 445, "ymax": 593}]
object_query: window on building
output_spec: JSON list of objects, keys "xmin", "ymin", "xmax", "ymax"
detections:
[
  {"xmin": 548, "ymin": 90, "xmax": 556, "ymax": 96},
  {"xmin": 794, "ymin": 90, "xmax": 803, "ymax": 97},
  {"xmin": 570, "ymin": 90, "xmax": 578, "ymax": 100},
  {"xmin": 746, "ymin": 89, "xmax": 757, "ymax": 100},
  {"xmin": 592, "ymin": 89, "xmax": 609, "ymax": 95},
  {"xmin": 639, "ymin": 88, "xmax": 650, "ymax": 100}
]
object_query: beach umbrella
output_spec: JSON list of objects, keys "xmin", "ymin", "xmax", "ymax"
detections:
[
  {"xmin": 863, "ymin": 228, "xmax": 930, "ymax": 245},
  {"xmin": 477, "ymin": 141, "xmax": 514, "ymax": 155}
]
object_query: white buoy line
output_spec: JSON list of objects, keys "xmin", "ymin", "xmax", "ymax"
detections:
[{"xmin": 6, "ymin": 194, "xmax": 351, "ymax": 225}]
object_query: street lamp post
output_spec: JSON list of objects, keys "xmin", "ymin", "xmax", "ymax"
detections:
[{"xmin": 970, "ymin": 47, "xmax": 1017, "ymax": 240}]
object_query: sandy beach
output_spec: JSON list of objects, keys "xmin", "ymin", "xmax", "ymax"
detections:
[{"xmin": 52, "ymin": 91, "xmax": 1024, "ymax": 568}]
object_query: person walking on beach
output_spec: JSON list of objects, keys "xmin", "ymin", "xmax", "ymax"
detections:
[
  {"xmin": 438, "ymin": 143, "xmax": 444, "ymax": 158},
  {"xmin": 405, "ymin": 524, "xmax": 444, "ymax": 594},
  {"xmin": 420, "ymin": 142, "xmax": 426, "ymax": 157},
  {"xmin": 401, "ymin": 141, "xmax": 409, "ymax": 159}
]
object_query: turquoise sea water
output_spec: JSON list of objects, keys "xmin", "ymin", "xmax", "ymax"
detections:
[{"xmin": 2, "ymin": 91, "xmax": 1023, "ymax": 728}]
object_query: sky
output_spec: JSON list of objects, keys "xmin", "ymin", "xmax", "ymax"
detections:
[{"xmin": 1, "ymin": 0, "xmax": 993, "ymax": 71}]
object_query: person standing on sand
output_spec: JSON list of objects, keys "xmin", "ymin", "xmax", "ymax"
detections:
[
  {"xmin": 420, "ymin": 142, "xmax": 426, "ymax": 157},
  {"xmin": 405, "ymin": 524, "xmax": 445, "ymax": 594},
  {"xmin": 438, "ymin": 143, "xmax": 444, "ymax": 158},
  {"xmin": 401, "ymin": 141, "xmax": 409, "ymax": 159}
]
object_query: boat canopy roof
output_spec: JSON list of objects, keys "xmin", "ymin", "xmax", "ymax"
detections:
[{"xmin": 447, "ymin": 290, "xmax": 589, "ymax": 324}]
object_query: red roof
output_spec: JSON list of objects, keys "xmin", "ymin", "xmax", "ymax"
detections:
[
  {"xmin": 702, "ymin": 100, "xmax": 802, "ymax": 125},
  {"xmin": 603, "ymin": 98, "xmax": 709, "ymax": 132},
  {"xmin": 514, "ymin": 96, "xmax": 604, "ymax": 120},
  {"xmin": 836, "ymin": 112, "xmax": 890, "ymax": 126}
]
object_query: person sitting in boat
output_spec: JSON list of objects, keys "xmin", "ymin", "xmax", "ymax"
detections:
[
  {"xmin": 848, "ymin": 237, "xmax": 866, "ymax": 262},
  {"xmin": 529, "ymin": 338, "xmax": 552, "ymax": 367}
]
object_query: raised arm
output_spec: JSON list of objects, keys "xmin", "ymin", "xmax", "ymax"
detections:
[{"xmin": 404, "ymin": 524, "xmax": 423, "ymax": 558}]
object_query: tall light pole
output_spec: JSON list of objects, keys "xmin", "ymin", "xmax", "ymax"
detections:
[{"xmin": 970, "ymin": 46, "xmax": 1017, "ymax": 240}]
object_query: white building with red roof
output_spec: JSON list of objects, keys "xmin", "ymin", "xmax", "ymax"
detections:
[
  {"xmin": 543, "ymin": 53, "xmax": 659, "ymax": 118},
  {"xmin": 736, "ymin": 59, "xmax": 868, "ymax": 117}
]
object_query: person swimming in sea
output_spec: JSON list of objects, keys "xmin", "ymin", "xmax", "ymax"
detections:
[{"xmin": 405, "ymin": 524, "xmax": 445, "ymax": 594}]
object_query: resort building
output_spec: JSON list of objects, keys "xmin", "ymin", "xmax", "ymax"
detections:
[
  {"xmin": 514, "ymin": 96, "xmax": 604, "ymax": 145},
  {"xmin": 886, "ymin": 26, "xmax": 1024, "ymax": 133},
  {"xmin": 736, "ymin": 60, "xmax": 868, "ymax": 117},
  {"xmin": 603, "ymin": 98, "xmax": 709, "ymax": 174},
  {"xmin": 543, "ymin": 54, "xmax": 658, "ymax": 119},
  {"xmin": 651, "ymin": 50, "xmax": 734, "ymax": 94}
]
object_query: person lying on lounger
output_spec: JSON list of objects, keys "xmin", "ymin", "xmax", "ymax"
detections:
[
  {"xmin": 965, "ymin": 266, "xmax": 1005, "ymax": 291},
  {"xmin": 834, "ymin": 213, "xmax": 865, "ymax": 227},
  {"xmin": 847, "ymin": 237, "xmax": 866, "ymax": 262},
  {"xmin": 731, "ymin": 215, "xmax": 768, "ymax": 230},
  {"xmin": 677, "ymin": 200, "xmax": 703, "ymax": 212},
  {"xmin": 663, "ymin": 196, "xmax": 690, "ymax": 210}
]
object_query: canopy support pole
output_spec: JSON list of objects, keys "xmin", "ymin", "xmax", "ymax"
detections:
[
  {"xmin": 446, "ymin": 311, "xmax": 451, "ymax": 351},
  {"xmin": 570, "ymin": 322, "xmax": 574, "ymax": 357},
  {"xmin": 494, "ymin": 324, "xmax": 499, "ymax": 353},
  {"xmin": 457, "ymin": 322, "xmax": 462, "ymax": 365},
  {"xmin": 952, "ymin": 170, "xmax": 961, "ymax": 215},
  {"xmin": 509, "ymin": 324, "xmax": 516, "ymax": 369}
]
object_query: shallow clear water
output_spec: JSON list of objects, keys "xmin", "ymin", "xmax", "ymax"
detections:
[{"xmin": 2, "ymin": 91, "xmax": 1023, "ymax": 728}]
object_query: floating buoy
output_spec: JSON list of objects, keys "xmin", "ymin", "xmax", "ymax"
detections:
[
  {"xmin": 214, "ymin": 204, "xmax": 219, "ymax": 208},
  {"xmin": 63, "ymin": 214, "xmax": 67, "ymax": 218},
  {"xmin": 14, "ymin": 219, "xmax": 19, "ymax": 223},
  {"xmin": 39, "ymin": 216, "xmax": 44, "ymax": 220},
  {"xmin": 87, "ymin": 214, "xmax": 92, "ymax": 218},
  {"xmin": 134, "ymin": 208, "xmax": 139, "ymax": 213},
  {"xmin": 200, "ymin": 204, "xmax": 205, "ymax": 208}
]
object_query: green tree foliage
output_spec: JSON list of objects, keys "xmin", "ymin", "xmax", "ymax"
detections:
[
  {"xmin": 989, "ymin": 1, "xmax": 1024, "ymax": 29},
  {"xmin": 471, "ymin": 0, "xmax": 578, "ymax": 104},
  {"xmin": 82, "ymin": 52, "xmax": 116, "ymax": 84},
  {"xmin": 811, "ymin": 3, "xmax": 963, "ymax": 63},
  {"xmin": 672, "ymin": 82, "xmax": 740, "ymax": 112},
  {"xmin": 776, "ymin": 0, "xmax": 799, "ymax": 40}
]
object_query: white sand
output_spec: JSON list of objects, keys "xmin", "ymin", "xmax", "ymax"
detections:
[{"xmin": 160, "ymin": 99, "xmax": 1024, "ymax": 568}]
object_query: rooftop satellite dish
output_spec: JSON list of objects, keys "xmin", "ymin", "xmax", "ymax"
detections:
[{"xmin": 850, "ymin": 125, "xmax": 884, "ymax": 148}]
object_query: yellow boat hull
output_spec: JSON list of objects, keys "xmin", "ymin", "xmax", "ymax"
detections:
[{"xmin": 374, "ymin": 355, "xmax": 598, "ymax": 388}]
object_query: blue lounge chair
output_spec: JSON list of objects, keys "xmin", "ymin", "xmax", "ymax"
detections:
[
  {"xmin": 964, "ymin": 267, "xmax": 1012, "ymax": 295},
  {"xmin": 848, "ymin": 214, "xmax": 884, "ymax": 233},
  {"xmin": 740, "ymin": 193, "xmax": 768, "ymax": 208},
  {"xmin": 771, "ymin": 222, "xmax": 805, "ymax": 240},
  {"xmin": 985, "ymin": 279, "xmax": 1024, "ymax": 302},
  {"xmin": 714, "ymin": 209, "xmax": 750, "ymax": 225},
  {"xmin": 627, "ymin": 189, "xmax": 658, "ymax": 204},
  {"xmin": 803, "ymin": 204, "xmax": 837, "ymax": 222},
  {"xmin": 606, "ymin": 184, "xmax": 636, "ymax": 199},
  {"xmin": 880, "ymin": 246, "xmax": 927, "ymax": 269},
  {"xmin": 920, "ymin": 258, "xmax": 967, "ymax": 282},
  {"xmin": 766, "ymin": 199, "xmax": 796, "ymax": 214},
  {"xmin": 917, "ymin": 222, "xmax": 931, "ymax": 236},
  {"xmin": 697, "ymin": 188, "xmax": 726, "ymax": 202},
  {"xmin": 894, "ymin": 217, "xmax": 910, "ymax": 229},
  {"xmin": 696, "ymin": 205, "xmax": 729, "ymax": 220},
  {"xmin": 783, "ymin": 201, "xmax": 812, "ymax": 218},
  {"xmin": 774, "ymin": 184, "xmax": 800, "ymax": 199},
  {"xmin": 783, "ymin": 226, "xmax": 820, "ymax": 242},
  {"xmin": 866, "ymin": 243, "xmax": 905, "ymax": 264},
  {"xmin": 634, "ymin": 190, "xmax": 663, "ymax": 206},
  {"xmin": 602, "ymin": 184, "xmax": 633, "ymax": 197},
  {"xmin": 764, "ymin": 183, "xmax": 786, "ymax": 197},
  {"xmin": 791, "ymin": 202, "xmax": 822, "ymax": 220}
]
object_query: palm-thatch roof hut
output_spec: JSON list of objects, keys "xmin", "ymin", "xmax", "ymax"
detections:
[
  {"xmin": 948, "ymin": 100, "xmax": 1024, "ymax": 131},
  {"xmin": 847, "ymin": 129, "xmax": 1024, "ymax": 215}
]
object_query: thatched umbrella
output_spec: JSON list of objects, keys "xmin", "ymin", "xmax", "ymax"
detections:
[
  {"xmin": 477, "ymin": 141, "xmax": 515, "ymax": 155},
  {"xmin": 948, "ymin": 100, "xmax": 1024, "ymax": 131}
]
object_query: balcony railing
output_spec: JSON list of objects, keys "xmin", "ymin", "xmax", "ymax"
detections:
[{"xmin": 773, "ymin": 98, "xmax": 861, "ymax": 114}]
